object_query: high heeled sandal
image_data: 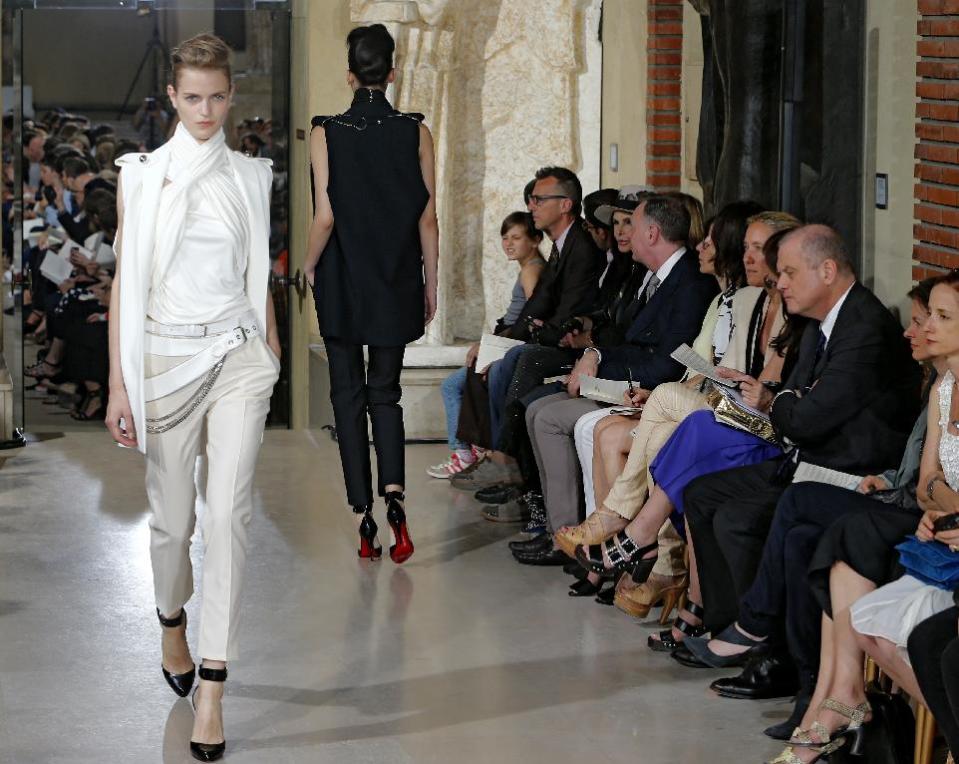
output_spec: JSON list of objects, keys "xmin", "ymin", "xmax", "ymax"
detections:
[
  {"xmin": 386, "ymin": 491, "xmax": 414, "ymax": 564},
  {"xmin": 647, "ymin": 601, "xmax": 705, "ymax": 652},
  {"xmin": 792, "ymin": 699, "xmax": 872, "ymax": 755},
  {"xmin": 190, "ymin": 666, "xmax": 227, "ymax": 762},
  {"xmin": 574, "ymin": 531, "xmax": 657, "ymax": 578},
  {"xmin": 554, "ymin": 508, "xmax": 629, "ymax": 558},
  {"xmin": 355, "ymin": 506, "xmax": 382, "ymax": 560},
  {"xmin": 157, "ymin": 608, "xmax": 195, "ymax": 698},
  {"xmin": 766, "ymin": 736, "xmax": 848, "ymax": 764}
]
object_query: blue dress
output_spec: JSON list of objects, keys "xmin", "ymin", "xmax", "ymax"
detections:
[{"xmin": 649, "ymin": 410, "xmax": 782, "ymax": 522}]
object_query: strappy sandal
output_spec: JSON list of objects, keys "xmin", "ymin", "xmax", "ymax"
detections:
[
  {"xmin": 647, "ymin": 601, "xmax": 705, "ymax": 652},
  {"xmin": 766, "ymin": 737, "xmax": 848, "ymax": 764},
  {"xmin": 574, "ymin": 531, "xmax": 657, "ymax": 578},
  {"xmin": 792, "ymin": 698, "xmax": 872, "ymax": 755}
]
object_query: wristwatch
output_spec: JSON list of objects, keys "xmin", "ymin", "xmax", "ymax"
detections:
[{"xmin": 927, "ymin": 475, "xmax": 944, "ymax": 501}]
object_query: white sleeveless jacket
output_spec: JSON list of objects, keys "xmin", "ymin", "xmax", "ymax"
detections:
[{"xmin": 115, "ymin": 144, "xmax": 273, "ymax": 454}]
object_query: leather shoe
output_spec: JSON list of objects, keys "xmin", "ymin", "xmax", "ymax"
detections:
[
  {"xmin": 763, "ymin": 690, "xmax": 813, "ymax": 740},
  {"xmin": 512, "ymin": 547, "xmax": 571, "ymax": 566},
  {"xmin": 508, "ymin": 533, "xmax": 552, "ymax": 553},
  {"xmin": 671, "ymin": 644, "xmax": 712, "ymax": 669},
  {"xmin": 709, "ymin": 652, "xmax": 799, "ymax": 700},
  {"xmin": 475, "ymin": 483, "xmax": 523, "ymax": 505},
  {"xmin": 684, "ymin": 631, "xmax": 767, "ymax": 669}
]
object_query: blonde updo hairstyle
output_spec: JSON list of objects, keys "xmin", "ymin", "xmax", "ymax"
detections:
[{"xmin": 170, "ymin": 33, "xmax": 233, "ymax": 89}]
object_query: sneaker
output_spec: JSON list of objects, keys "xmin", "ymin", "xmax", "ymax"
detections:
[
  {"xmin": 450, "ymin": 458, "xmax": 506, "ymax": 492},
  {"xmin": 426, "ymin": 450, "xmax": 477, "ymax": 479},
  {"xmin": 482, "ymin": 499, "xmax": 530, "ymax": 524}
]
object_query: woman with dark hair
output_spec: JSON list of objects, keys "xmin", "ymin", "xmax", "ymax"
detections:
[
  {"xmin": 305, "ymin": 24, "xmax": 439, "ymax": 563},
  {"xmin": 428, "ymin": 212, "xmax": 545, "ymax": 478}
]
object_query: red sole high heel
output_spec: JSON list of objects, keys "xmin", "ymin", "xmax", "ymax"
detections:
[
  {"xmin": 357, "ymin": 508, "xmax": 382, "ymax": 560},
  {"xmin": 386, "ymin": 492, "xmax": 414, "ymax": 564}
]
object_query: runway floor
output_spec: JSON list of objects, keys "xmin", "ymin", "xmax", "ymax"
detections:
[{"xmin": 0, "ymin": 429, "xmax": 791, "ymax": 763}]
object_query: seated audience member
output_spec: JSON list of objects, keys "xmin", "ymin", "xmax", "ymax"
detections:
[
  {"xmin": 448, "ymin": 168, "xmax": 603, "ymax": 491},
  {"xmin": 680, "ymin": 225, "xmax": 921, "ymax": 666},
  {"xmin": 765, "ymin": 273, "xmax": 957, "ymax": 764},
  {"xmin": 688, "ymin": 279, "xmax": 937, "ymax": 739},
  {"xmin": 428, "ymin": 211, "xmax": 546, "ymax": 478},
  {"xmin": 563, "ymin": 202, "xmax": 768, "ymax": 599},
  {"xmin": 480, "ymin": 186, "xmax": 653, "ymax": 525},
  {"xmin": 909, "ymin": 607, "xmax": 959, "ymax": 763},
  {"xmin": 512, "ymin": 195, "xmax": 718, "ymax": 565}
]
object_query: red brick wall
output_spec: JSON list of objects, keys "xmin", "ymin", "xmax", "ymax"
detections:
[
  {"xmin": 915, "ymin": 1, "xmax": 959, "ymax": 279},
  {"xmin": 647, "ymin": 0, "xmax": 684, "ymax": 191}
]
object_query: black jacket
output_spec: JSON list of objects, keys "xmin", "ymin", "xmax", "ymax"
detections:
[
  {"xmin": 505, "ymin": 220, "xmax": 602, "ymax": 341},
  {"xmin": 597, "ymin": 249, "xmax": 718, "ymax": 387},
  {"xmin": 771, "ymin": 282, "xmax": 921, "ymax": 475}
]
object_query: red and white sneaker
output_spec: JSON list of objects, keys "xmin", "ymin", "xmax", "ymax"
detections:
[{"xmin": 427, "ymin": 449, "xmax": 478, "ymax": 479}]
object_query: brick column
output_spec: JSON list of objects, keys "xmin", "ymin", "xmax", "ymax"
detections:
[
  {"xmin": 646, "ymin": 0, "xmax": 684, "ymax": 190},
  {"xmin": 915, "ymin": 2, "xmax": 959, "ymax": 279}
]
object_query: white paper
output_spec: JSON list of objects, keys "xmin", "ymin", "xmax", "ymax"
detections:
[
  {"xmin": 671, "ymin": 343, "xmax": 737, "ymax": 388},
  {"xmin": 59, "ymin": 239, "xmax": 94, "ymax": 261},
  {"xmin": 475, "ymin": 333, "xmax": 525, "ymax": 373},
  {"xmin": 22, "ymin": 218, "xmax": 46, "ymax": 238},
  {"xmin": 793, "ymin": 462, "xmax": 862, "ymax": 491},
  {"xmin": 40, "ymin": 250, "xmax": 73, "ymax": 284},
  {"xmin": 579, "ymin": 375, "xmax": 631, "ymax": 405}
]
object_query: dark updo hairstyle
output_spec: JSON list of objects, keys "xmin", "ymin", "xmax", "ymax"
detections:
[
  {"xmin": 909, "ymin": 275, "xmax": 938, "ymax": 310},
  {"xmin": 710, "ymin": 200, "xmax": 765, "ymax": 289},
  {"xmin": 347, "ymin": 24, "xmax": 395, "ymax": 87},
  {"xmin": 501, "ymin": 211, "xmax": 543, "ymax": 242}
]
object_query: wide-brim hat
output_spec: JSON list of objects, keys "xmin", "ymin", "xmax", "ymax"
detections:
[{"xmin": 595, "ymin": 184, "xmax": 656, "ymax": 226}]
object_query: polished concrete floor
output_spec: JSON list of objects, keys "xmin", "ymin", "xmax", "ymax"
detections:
[{"xmin": 0, "ymin": 430, "xmax": 792, "ymax": 763}]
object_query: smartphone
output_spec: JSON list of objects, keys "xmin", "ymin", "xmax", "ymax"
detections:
[{"xmin": 933, "ymin": 514, "xmax": 959, "ymax": 533}]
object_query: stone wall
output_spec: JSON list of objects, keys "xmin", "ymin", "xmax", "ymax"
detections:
[{"xmin": 914, "ymin": 1, "xmax": 959, "ymax": 279}]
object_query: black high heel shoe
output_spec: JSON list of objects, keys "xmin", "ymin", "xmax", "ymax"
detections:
[
  {"xmin": 190, "ymin": 666, "xmax": 227, "ymax": 762},
  {"xmin": 385, "ymin": 491, "xmax": 414, "ymax": 564},
  {"xmin": 574, "ymin": 531, "xmax": 657, "ymax": 579},
  {"xmin": 355, "ymin": 505, "xmax": 382, "ymax": 560},
  {"xmin": 157, "ymin": 608, "xmax": 195, "ymax": 698}
]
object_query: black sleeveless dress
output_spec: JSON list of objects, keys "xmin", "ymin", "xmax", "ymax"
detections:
[{"xmin": 311, "ymin": 89, "xmax": 430, "ymax": 346}]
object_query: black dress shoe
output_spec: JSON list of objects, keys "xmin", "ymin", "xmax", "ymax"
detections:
[
  {"xmin": 513, "ymin": 547, "xmax": 571, "ymax": 566},
  {"xmin": 683, "ymin": 626, "xmax": 768, "ymax": 669},
  {"xmin": 764, "ymin": 690, "xmax": 813, "ymax": 740},
  {"xmin": 475, "ymin": 483, "xmax": 523, "ymax": 505},
  {"xmin": 709, "ymin": 652, "xmax": 799, "ymax": 700},
  {"xmin": 671, "ymin": 644, "xmax": 712, "ymax": 668},
  {"xmin": 508, "ymin": 533, "xmax": 551, "ymax": 553}
]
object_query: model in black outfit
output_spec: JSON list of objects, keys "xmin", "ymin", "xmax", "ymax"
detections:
[{"xmin": 305, "ymin": 24, "xmax": 439, "ymax": 563}]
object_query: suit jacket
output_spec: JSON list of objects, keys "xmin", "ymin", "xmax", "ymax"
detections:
[
  {"xmin": 597, "ymin": 249, "xmax": 719, "ymax": 387},
  {"xmin": 505, "ymin": 220, "xmax": 603, "ymax": 341},
  {"xmin": 771, "ymin": 282, "xmax": 921, "ymax": 475}
]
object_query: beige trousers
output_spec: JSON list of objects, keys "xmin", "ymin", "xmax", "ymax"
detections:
[
  {"xmin": 603, "ymin": 381, "xmax": 710, "ymax": 520},
  {"xmin": 145, "ymin": 335, "xmax": 278, "ymax": 662}
]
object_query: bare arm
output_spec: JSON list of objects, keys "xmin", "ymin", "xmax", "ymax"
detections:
[
  {"xmin": 304, "ymin": 126, "xmax": 334, "ymax": 287},
  {"xmin": 519, "ymin": 261, "xmax": 545, "ymax": 299},
  {"xmin": 105, "ymin": 176, "xmax": 137, "ymax": 448},
  {"xmin": 418, "ymin": 123, "xmax": 439, "ymax": 325}
]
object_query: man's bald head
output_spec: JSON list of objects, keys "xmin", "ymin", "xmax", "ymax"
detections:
[
  {"xmin": 776, "ymin": 224, "xmax": 857, "ymax": 320},
  {"xmin": 781, "ymin": 224, "xmax": 855, "ymax": 277}
]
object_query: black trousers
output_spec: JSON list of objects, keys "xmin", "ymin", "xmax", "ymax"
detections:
[
  {"xmin": 325, "ymin": 338, "xmax": 405, "ymax": 508},
  {"xmin": 684, "ymin": 459, "xmax": 788, "ymax": 633},
  {"xmin": 737, "ymin": 483, "xmax": 880, "ymax": 677},
  {"xmin": 908, "ymin": 606, "xmax": 959, "ymax": 755}
]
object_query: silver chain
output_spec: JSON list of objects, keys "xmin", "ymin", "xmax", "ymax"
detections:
[{"xmin": 145, "ymin": 360, "xmax": 225, "ymax": 435}]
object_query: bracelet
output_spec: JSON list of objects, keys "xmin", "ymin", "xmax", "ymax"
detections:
[
  {"xmin": 583, "ymin": 346, "xmax": 602, "ymax": 365},
  {"xmin": 928, "ymin": 475, "xmax": 943, "ymax": 501}
]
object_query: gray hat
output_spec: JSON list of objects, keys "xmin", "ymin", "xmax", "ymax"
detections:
[{"xmin": 595, "ymin": 184, "xmax": 656, "ymax": 226}]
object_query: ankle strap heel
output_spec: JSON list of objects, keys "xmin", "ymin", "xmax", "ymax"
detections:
[
  {"xmin": 198, "ymin": 666, "xmax": 228, "ymax": 683},
  {"xmin": 385, "ymin": 492, "xmax": 414, "ymax": 564},
  {"xmin": 358, "ymin": 508, "xmax": 382, "ymax": 560},
  {"xmin": 191, "ymin": 666, "xmax": 228, "ymax": 761},
  {"xmin": 157, "ymin": 608, "xmax": 195, "ymax": 698},
  {"xmin": 157, "ymin": 608, "xmax": 186, "ymax": 628}
]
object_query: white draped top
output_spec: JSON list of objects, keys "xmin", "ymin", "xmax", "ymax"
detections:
[{"xmin": 147, "ymin": 188, "xmax": 250, "ymax": 325}]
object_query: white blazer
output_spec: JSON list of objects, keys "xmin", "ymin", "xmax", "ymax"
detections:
[{"xmin": 115, "ymin": 144, "xmax": 273, "ymax": 453}]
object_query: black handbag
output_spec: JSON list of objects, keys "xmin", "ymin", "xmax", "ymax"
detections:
[{"xmin": 830, "ymin": 683, "xmax": 915, "ymax": 764}]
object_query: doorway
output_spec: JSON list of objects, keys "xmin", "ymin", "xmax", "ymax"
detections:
[{"xmin": 1, "ymin": 1, "xmax": 293, "ymax": 440}]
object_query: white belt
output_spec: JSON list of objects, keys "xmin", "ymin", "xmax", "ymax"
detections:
[{"xmin": 143, "ymin": 311, "xmax": 259, "ymax": 402}]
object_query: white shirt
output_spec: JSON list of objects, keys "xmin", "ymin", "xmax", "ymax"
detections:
[
  {"xmin": 552, "ymin": 220, "xmax": 575, "ymax": 256},
  {"xmin": 638, "ymin": 246, "xmax": 686, "ymax": 296},
  {"xmin": 820, "ymin": 283, "xmax": 854, "ymax": 345},
  {"xmin": 598, "ymin": 248, "xmax": 615, "ymax": 288},
  {"xmin": 147, "ymin": 188, "xmax": 250, "ymax": 325}
]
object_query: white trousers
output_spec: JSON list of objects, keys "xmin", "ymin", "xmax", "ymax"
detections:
[
  {"xmin": 145, "ymin": 335, "xmax": 278, "ymax": 661},
  {"xmin": 573, "ymin": 407, "xmax": 616, "ymax": 517}
]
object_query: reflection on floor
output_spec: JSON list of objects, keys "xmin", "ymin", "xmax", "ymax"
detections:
[{"xmin": 0, "ymin": 430, "xmax": 789, "ymax": 763}]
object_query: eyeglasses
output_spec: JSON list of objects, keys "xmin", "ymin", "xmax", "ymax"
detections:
[{"xmin": 528, "ymin": 194, "xmax": 568, "ymax": 207}]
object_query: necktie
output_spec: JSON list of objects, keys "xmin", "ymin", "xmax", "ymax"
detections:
[
  {"xmin": 639, "ymin": 273, "xmax": 660, "ymax": 309},
  {"xmin": 806, "ymin": 329, "xmax": 828, "ymax": 389},
  {"xmin": 548, "ymin": 242, "xmax": 560, "ymax": 267}
]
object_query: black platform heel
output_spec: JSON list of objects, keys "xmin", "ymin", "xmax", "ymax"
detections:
[
  {"xmin": 157, "ymin": 608, "xmax": 195, "ymax": 698},
  {"xmin": 574, "ymin": 531, "xmax": 657, "ymax": 579},
  {"xmin": 385, "ymin": 492, "xmax": 414, "ymax": 564},
  {"xmin": 355, "ymin": 505, "xmax": 382, "ymax": 560},
  {"xmin": 190, "ymin": 666, "xmax": 228, "ymax": 762}
]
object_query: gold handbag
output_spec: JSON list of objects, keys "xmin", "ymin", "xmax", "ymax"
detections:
[{"xmin": 705, "ymin": 387, "xmax": 778, "ymax": 444}]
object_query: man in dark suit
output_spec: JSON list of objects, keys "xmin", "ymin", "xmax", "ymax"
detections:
[
  {"xmin": 513, "ymin": 195, "xmax": 718, "ymax": 564},
  {"xmin": 680, "ymin": 224, "xmax": 920, "ymax": 660}
]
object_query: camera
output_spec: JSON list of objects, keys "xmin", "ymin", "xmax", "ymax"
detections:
[{"xmin": 42, "ymin": 185, "xmax": 56, "ymax": 204}]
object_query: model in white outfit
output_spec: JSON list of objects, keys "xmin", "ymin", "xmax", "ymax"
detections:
[
  {"xmin": 106, "ymin": 35, "xmax": 278, "ymax": 762},
  {"xmin": 851, "ymin": 369, "xmax": 959, "ymax": 660}
]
